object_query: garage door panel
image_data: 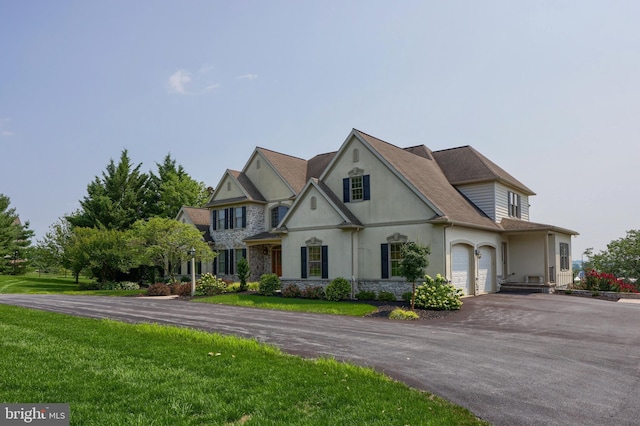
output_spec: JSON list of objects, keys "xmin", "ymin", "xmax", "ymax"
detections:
[
  {"xmin": 478, "ymin": 246, "xmax": 494, "ymax": 294},
  {"xmin": 452, "ymin": 245, "xmax": 471, "ymax": 295}
]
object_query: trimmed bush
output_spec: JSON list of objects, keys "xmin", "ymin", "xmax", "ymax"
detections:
[
  {"xmin": 236, "ymin": 258, "xmax": 250, "ymax": 292},
  {"xmin": 414, "ymin": 274, "xmax": 463, "ymax": 310},
  {"xmin": 175, "ymin": 283, "xmax": 192, "ymax": 297},
  {"xmin": 282, "ymin": 284, "xmax": 302, "ymax": 298},
  {"xmin": 168, "ymin": 282, "xmax": 182, "ymax": 295},
  {"xmin": 258, "ymin": 274, "xmax": 281, "ymax": 296},
  {"xmin": 325, "ymin": 277, "xmax": 351, "ymax": 301},
  {"xmin": 389, "ymin": 308, "xmax": 419, "ymax": 320},
  {"xmin": 301, "ymin": 286, "xmax": 325, "ymax": 299},
  {"xmin": 196, "ymin": 273, "xmax": 227, "ymax": 296},
  {"xmin": 180, "ymin": 275, "xmax": 191, "ymax": 282},
  {"xmin": 355, "ymin": 291, "xmax": 377, "ymax": 301},
  {"xmin": 377, "ymin": 291, "xmax": 397, "ymax": 302},
  {"xmin": 147, "ymin": 283, "xmax": 171, "ymax": 296},
  {"xmin": 401, "ymin": 292, "xmax": 413, "ymax": 303}
]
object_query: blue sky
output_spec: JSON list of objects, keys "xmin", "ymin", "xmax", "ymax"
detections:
[{"xmin": 1, "ymin": 1, "xmax": 639, "ymax": 258}]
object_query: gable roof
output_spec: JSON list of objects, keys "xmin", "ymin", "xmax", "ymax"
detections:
[
  {"xmin": 278, "ymin": 178, "xmax": 364, "ymax": 231},
  {"xmin": 256, "ymin": 147, "xmax": 309, "ymax": 194},
  {"xmin": 353, "ymin": 129, "xmax": 500, "ymax": 230},
  {"xmin": 432, "ymin": 145, "xmax": 535, "ymax": 195},
  {"xmin": 307, "ymin": 151, "xmax": 336, "ymax": 181},
  {"xmin": 205, "ymin": 169, "xmax": 266, "ymax": 207},
  {"xmin": 176, "ymin": 206, "xmax": 213, "ymax": 242}
]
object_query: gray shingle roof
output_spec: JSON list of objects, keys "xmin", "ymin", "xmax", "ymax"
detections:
[
  {"xmin": 257, "ymin": 147, "xmax": 308, "ymax": 194},
  {"xmin": 432, "ymin": 145, "xmax": 535, "ymax": 195},
  {"xmin": 179, "ymin": 206, "xmax": 213, "ymax": 242},
  {"xmin": 355, "ymin": 129, "xmax": 500, "ymax": 230}
]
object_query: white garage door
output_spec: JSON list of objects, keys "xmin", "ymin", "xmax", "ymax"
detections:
[
  {"xmin": 477, "ymin": 246, "xmax": 494, "ymax": 294},
  {"xmin": 451, "ymin": 244, "xmax": 471, "ymax": 295}
]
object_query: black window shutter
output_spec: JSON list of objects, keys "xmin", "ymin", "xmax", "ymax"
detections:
[
  {"xmin": 241, "ymin": 206, "xmax": 247, "ymax": 228},
  {"xmin": 212, "ymin": 210, "xmax": 217, "ymax": 230},
  {"xmin": 381, "ymin": 243, "xmax": 389, "ymax": 279},
  {"xmin": 343, "ymin": 178, "xmax": 350, "ymax": 202},
  {"xmin": 242, "ymin": 248, "xmax": 247, "ymax": 258},
  {"xmin": 301, "ymin": 247, "xmax": 307, "ymax": 279},
  {"xmin": 229, "ymin": 249, "xmax": 234, "ymax": 275},
  {"xmin": 321, "ymin": 245, "xmax": 328, "ymax": 279},
  {"xmin": 213, "ymin": 254, "xmax": 218, "ymax": 275},
  {"xmin": 229, "ymin": 207, "xmax": 234, "ymax": 229},
  {"xmin": 363, "ymin": 175, "xmax": 370, "ymax": 200},
  {"xmin": 224, "ymin": 250, "xmax": 230, "ymax": 274}
]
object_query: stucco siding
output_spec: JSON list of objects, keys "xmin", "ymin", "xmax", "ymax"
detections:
[
  {"xmin": 281, "ymin": 228, "xmax": 353, "ymax": 280},
  {"xmin": 457, "ymin": 183, "xmax": 496, "ymax": 221},
  {"xmin": 213, "ymin": 175, "xmax": 246, "ymax": 200},
  {"xmin": 283, "ymin": 186, "xmax": 345, "ymax": 230},
  {"xmin": 507, "ymin": 234, "xmax": 545, "ymax": 282},
  {"xmin": 322, "ymin": 136, "xmax": 436, "ymax": 224},
  {"xmin": 244, "ymin": 153, "xmax": 295, "ymax": 200}
]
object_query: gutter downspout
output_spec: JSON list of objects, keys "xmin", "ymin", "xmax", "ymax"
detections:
[{"xmin": 443, "ymin": 223, "xmax": 453, "ymax": 282}]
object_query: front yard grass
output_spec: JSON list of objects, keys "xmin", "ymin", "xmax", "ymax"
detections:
[
  {"xmin": 0, "ymin": 273, "xmax": 146, "ymax": 296},
  {"xmin": 0, "ymin": 305, "xmax": 487, "ymax": 425},
  {"xmin": 196, "ymin": 293, "xmax": 379, "ymax": 316}
]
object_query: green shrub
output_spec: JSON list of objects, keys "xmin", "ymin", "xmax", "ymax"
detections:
[
  {"xmin": 168, "ymin": 282, "xmax": 182, "ymax": 295},
  {"xmin": 282, "ymin": 284, "xmax": 302, "ymax": 298},
  {"xmin": 258, "ymin": 274, "xmax": 281, "ymax": 296},
  {"xmin": 147, "ymin": 283, "xmax": 171, "ymax": 296},
  {"xmin": 401, "ymin": 292, "xmax": 413, "ymax": 303},
  {"xmin": 564, "ymin": 289, "xmax": 573, "ymax": 295},
  {"xmin": 236, "ymin": 258, "xmax": 250, "ymax": 291},
  {"xmin": 377, "ymin": 291, "xmax": 397, "ymax": 302},
  {"xmin": 324, "ymin": 277, "xmax": 351, "ymax": 301},
  {"xmin": 226, "ymin": 282, "xmax": 240, "ymax": 292},
  {"xmin": 248, "ymin": 282, "xmax": 260, "ymax": 291},
  {"xmin": 196, "ymin": 273, "xmax": 227, "ymax": 296},
  {"xmin": 592, "ymin": 290, "xmax": 600, "ymax": 297},
  {"xmin": 301, "ymin": 286, "xmax": 325, "ymax": 299},
  {"xmin": 414, "ymin": 274, "xmax": 463, "ymax": 310},
  {"xmin": 355, "ymin": 290, "xmax": 377, "ymax": 301},
  {"xmin": 180, "ymin": 275, "xmax": 191, "ymax": 283},
  {"xmin": 389, "ymin": 308, "xmax": 419, "ymax": 320}
]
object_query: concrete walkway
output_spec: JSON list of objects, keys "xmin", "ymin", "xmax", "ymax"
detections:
[{"xmin": 1, "ymin": 293, "xmax": 639, "ymax": 426}]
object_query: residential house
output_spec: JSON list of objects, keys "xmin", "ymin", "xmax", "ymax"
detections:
[
  {"xmin": 205, "ymin": 129, "xmax": 577, "ymax": 296},
  {"xmin": 175, "ymin": 206, "xmax": 214, "ymax": 276}
]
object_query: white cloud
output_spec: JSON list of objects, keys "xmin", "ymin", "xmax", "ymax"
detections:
[
  {"xmin": 168, "ymin": 70, "xmax": 192, "ymax": 94},
  {"xmin": 237, "ymin": 74, "xmax": 258, "ymax": 80},
  {"xmin": 168, "ymin": 69, "xmax": 220, "ymax": 95}
]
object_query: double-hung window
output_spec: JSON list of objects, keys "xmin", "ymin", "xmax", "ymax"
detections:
[
  {"xmin": 300, "ymin": 242, "xmax": 328, "ymax": 279},
  {"xmin": 508, "ymin": 191, "xmax": 521, "ymax": 218},
  {"xmin": 343, "ymin": 174, "xmax": 370, "ymax": 202},
  {"xmin": 217, "ymin": 209, "xmax": 226, "ymax": 230}
]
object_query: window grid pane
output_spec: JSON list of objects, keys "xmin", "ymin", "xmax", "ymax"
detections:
[
  {"xmin": 218, "ymin": 209, "xmax": 226, "ymax": 229},
  {"xmin": 390, "ymin": 243, "xmax": 403, "ymax": 277},
  {"xmin": 351, "ymin": 176, "xmax": 363, "ymax": 201},
  {"xmin": 217, "ymin": 251, "xmax": 226, "ymax": 274},
  {"xmin": 308, "ymin": 246, "xmax": 321, "ymax": 277},
  {"xmin": 235, "ymin": 208, "xmax": 243, "ymax": 228}
]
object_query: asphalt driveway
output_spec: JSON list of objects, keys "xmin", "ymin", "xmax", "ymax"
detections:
[{"xmin": 1, "ymin": 293, "xmax": 639, "ymax": 425}]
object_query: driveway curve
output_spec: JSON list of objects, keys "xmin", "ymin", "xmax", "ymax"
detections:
[{"xmin": 1, "ymin": 293, "xmax": 639, "ymax": 426}]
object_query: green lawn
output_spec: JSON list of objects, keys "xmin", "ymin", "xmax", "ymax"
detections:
[
  {"xmin": 0, "ymin": 305, "xmax": 487, "ymax": 425},
  {"xmin": 196, "ymin": 293, "xmax": 379, "ymax": 316},
  {"xmin": 0, "ymin": 273, "xmax": 146, "ymax": 296}
]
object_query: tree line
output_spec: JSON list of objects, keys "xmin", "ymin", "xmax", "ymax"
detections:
[{"xmin": 1, "ymin": 150, "xmax": 215, "ymax": 282}]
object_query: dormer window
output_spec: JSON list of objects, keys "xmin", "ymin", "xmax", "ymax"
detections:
[{"xmin": 508, "ymin": 191, "xmax": 521, "ymax": 218}]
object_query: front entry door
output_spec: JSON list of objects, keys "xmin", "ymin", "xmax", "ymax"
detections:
[{"xmin": 271, "ymin": 246, "xmax": 282, "ymax": 277}]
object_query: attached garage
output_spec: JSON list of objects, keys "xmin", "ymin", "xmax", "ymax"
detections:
[
  {"xmin": 451, "ymin": 244, "xmax": 472, "ymax": 295},
  {"xmin": 477, "ymin": 246, "xmax": 495, "ymax": 294}
]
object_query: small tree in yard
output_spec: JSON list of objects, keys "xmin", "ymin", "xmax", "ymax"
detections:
[
  {"xmin": 236, "ymin": 257, "xmax": 250, "ymax": 291},
  {"xmin": 399, "ymin": 241, "xmax": 431, "ymax": 310}
]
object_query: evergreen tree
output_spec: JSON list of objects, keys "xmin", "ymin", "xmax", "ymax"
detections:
[
  {"xmin": 0, "ymin": 194, "xmax": 33, "ymax": 274},
  {"xmin": 67, "ymin": 150, "xmax": 149, "ymax": 230},
  {"xmin": 147, "ymin": 153, "xmax": 210, "ymax": 218}
]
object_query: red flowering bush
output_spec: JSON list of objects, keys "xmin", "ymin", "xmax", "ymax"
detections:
[{"xmin": 579, "ymin": 270, "xmax": 638, "ymax": 293}]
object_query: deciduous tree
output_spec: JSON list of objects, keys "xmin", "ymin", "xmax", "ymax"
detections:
[{"xmin": 399, "ymin": 241, "xmax": 431, "ymax": 310}]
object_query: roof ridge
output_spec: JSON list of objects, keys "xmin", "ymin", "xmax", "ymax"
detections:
[{"xmin": 256, "ymin": 146, "xmax": 307, "ymax": 162}]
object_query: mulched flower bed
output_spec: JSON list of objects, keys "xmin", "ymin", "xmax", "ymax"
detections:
[{"xmin": 362, "ymin": 301, "xmax": 459, "ymax": 320}]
